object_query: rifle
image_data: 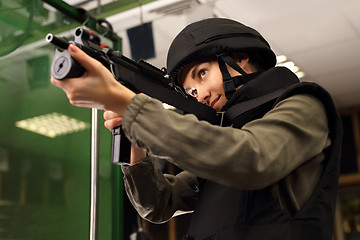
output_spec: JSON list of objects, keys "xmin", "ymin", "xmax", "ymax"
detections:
[{"xmin": 46, "ymin": 27, "xmax": 219, "ymax": 165}]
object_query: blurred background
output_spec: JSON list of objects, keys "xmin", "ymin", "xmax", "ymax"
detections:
[{"xmin": 0, "ymin": 0, "xmax": 360, "ymax": 239}]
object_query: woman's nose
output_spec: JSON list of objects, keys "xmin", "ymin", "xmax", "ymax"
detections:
[{"xmin": 196, "ymin": 85, "xmax": 210, "ymax": 105}]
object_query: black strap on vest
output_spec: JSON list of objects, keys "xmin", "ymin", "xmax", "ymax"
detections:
[{"xmin": 224, "ymin": 86, "xmax": 290, "ymax": 124}]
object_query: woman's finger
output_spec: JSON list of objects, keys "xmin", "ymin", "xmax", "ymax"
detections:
[
  {"xmin": 68, "ymin": 44, "xmax": 102, "ymax": 72},
  {"xmin": 103, "ymin": 110, "xmax": 122, "ymax": 121},
  {"xmin": 104, "ymin": 118, "xmax": 123, "ymax": 131}
]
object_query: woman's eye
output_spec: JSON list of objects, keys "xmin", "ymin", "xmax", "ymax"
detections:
[{"xmin": 198, "ymin": 69, "xmax": 207, "ymax": 79}]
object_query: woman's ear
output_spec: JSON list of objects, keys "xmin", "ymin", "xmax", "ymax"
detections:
[
  {"xmin": 238, "ymin": 55, "xmax": 250, "ymax": 69},
  {"xmin": 239, "ymin": 55, "xmax": 258, "ymax": 74},
  {"xmin": 232, "ymin": 52, "xmax": 250, "ymax": 69}
]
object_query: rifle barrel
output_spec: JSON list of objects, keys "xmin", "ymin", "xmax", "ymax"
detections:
[{"xmin": 46, "ymin": 34, "xmax": 69, "ymax": 49}]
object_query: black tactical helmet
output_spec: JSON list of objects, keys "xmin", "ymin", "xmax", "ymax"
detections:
[{"xmin": 166, "ymin": 18, "xmax": 277, "ymax": 79}]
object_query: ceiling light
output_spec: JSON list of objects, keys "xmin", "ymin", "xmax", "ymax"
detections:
[
  {"xmin": 276, "ymin": 55, "xmax": 306, "ymax": 80},
  {"xmin": 291, "ymin": 66, "xmax": 299, "ymax": 73},
  {"xmin": 295, "ymin": 71, "xmax": 306, "ymax": 79},
  {"xmin": 277, "ymin": 61, "xmax": 299, "ymax": 73},
  {"xmin": 15, "ymin": 112, "xmax": 90, "ymax": 138},
  {"xmin": 276, "ymin": 55, "xmax": 287, "ymax": 64},
  {"xmin": 282, "ymin": 61, "xmax": 295, "ymax": 69}
]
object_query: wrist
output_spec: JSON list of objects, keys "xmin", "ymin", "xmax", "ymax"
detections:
[
  {"xmin": 130, "ymin": 144, "xmax": 147, "ymax": 165},
  {"xmin": 106, "ymin": 82, "xmax": 136, "ymax": 115}
]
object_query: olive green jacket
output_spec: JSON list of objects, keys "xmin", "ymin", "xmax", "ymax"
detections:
[{"xmin": 121, "ymin": 93, "xmax": 331, "ymax": 223}]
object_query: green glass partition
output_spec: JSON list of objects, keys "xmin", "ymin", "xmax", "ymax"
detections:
[{"xmin": 0, "ymin": 0, "xmax": 129, "ymax": 239}]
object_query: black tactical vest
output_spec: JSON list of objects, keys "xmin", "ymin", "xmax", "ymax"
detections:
[{"xmin": 184, "ymin": 67, "xmax": 342, "ymax": 240}]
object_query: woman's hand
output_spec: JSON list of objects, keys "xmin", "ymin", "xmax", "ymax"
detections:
[
  {"xmin": 103, "ymin": 110, "xmax": 146, "ymax": 165},
  {"xmin": 51, "ymin": 44, "xmax": 135, "ymax": 116},
  {"xmin": 103, "ymin": 110, "xmax": 123, "ymax": 131}
]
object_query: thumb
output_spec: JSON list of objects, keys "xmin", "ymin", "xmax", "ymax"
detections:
[{"xmin": 68, "ymin": 44, "xmax": 99, "ymax": 72}]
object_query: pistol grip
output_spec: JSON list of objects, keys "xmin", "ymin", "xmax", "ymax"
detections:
[{"xmin": 111, "ymin": 126, "xmax": 131, "ymax": 165}]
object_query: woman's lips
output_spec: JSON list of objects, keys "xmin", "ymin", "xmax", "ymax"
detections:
[{"xmin": 210, "ymin": 95, "xmax": 221, "ymax": 109}]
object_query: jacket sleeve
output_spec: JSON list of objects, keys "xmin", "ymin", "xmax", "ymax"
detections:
[
  {"xmin": 122, "ymin": 94, "xmax": 330, "ymax": 190},
  {"xmin": 121, "ymin": 156, "xmax": 199, "ymax": 223}
]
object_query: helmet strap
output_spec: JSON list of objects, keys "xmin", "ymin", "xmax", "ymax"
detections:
[{"xmin": 217, "ymin": 53, "xmax": 248, "ymax": 99}]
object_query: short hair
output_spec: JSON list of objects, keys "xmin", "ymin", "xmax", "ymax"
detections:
[{"xmin": 231, "ymin": 52, "xmax": 267, "ymax": 72}]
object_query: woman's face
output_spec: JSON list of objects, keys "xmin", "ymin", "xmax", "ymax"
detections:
[
  {"xmin": 179, "ymin": 60, "xmax": 227, "ymax": 112},
  {"xmin": 178, "ymin": 56, "xmax": 251, "ymax": 112}
]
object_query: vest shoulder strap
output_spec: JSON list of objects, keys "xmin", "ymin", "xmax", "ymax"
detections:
[{"xmin": 224, "ymin": 86, "xmax": 290, "ymax": 124}]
